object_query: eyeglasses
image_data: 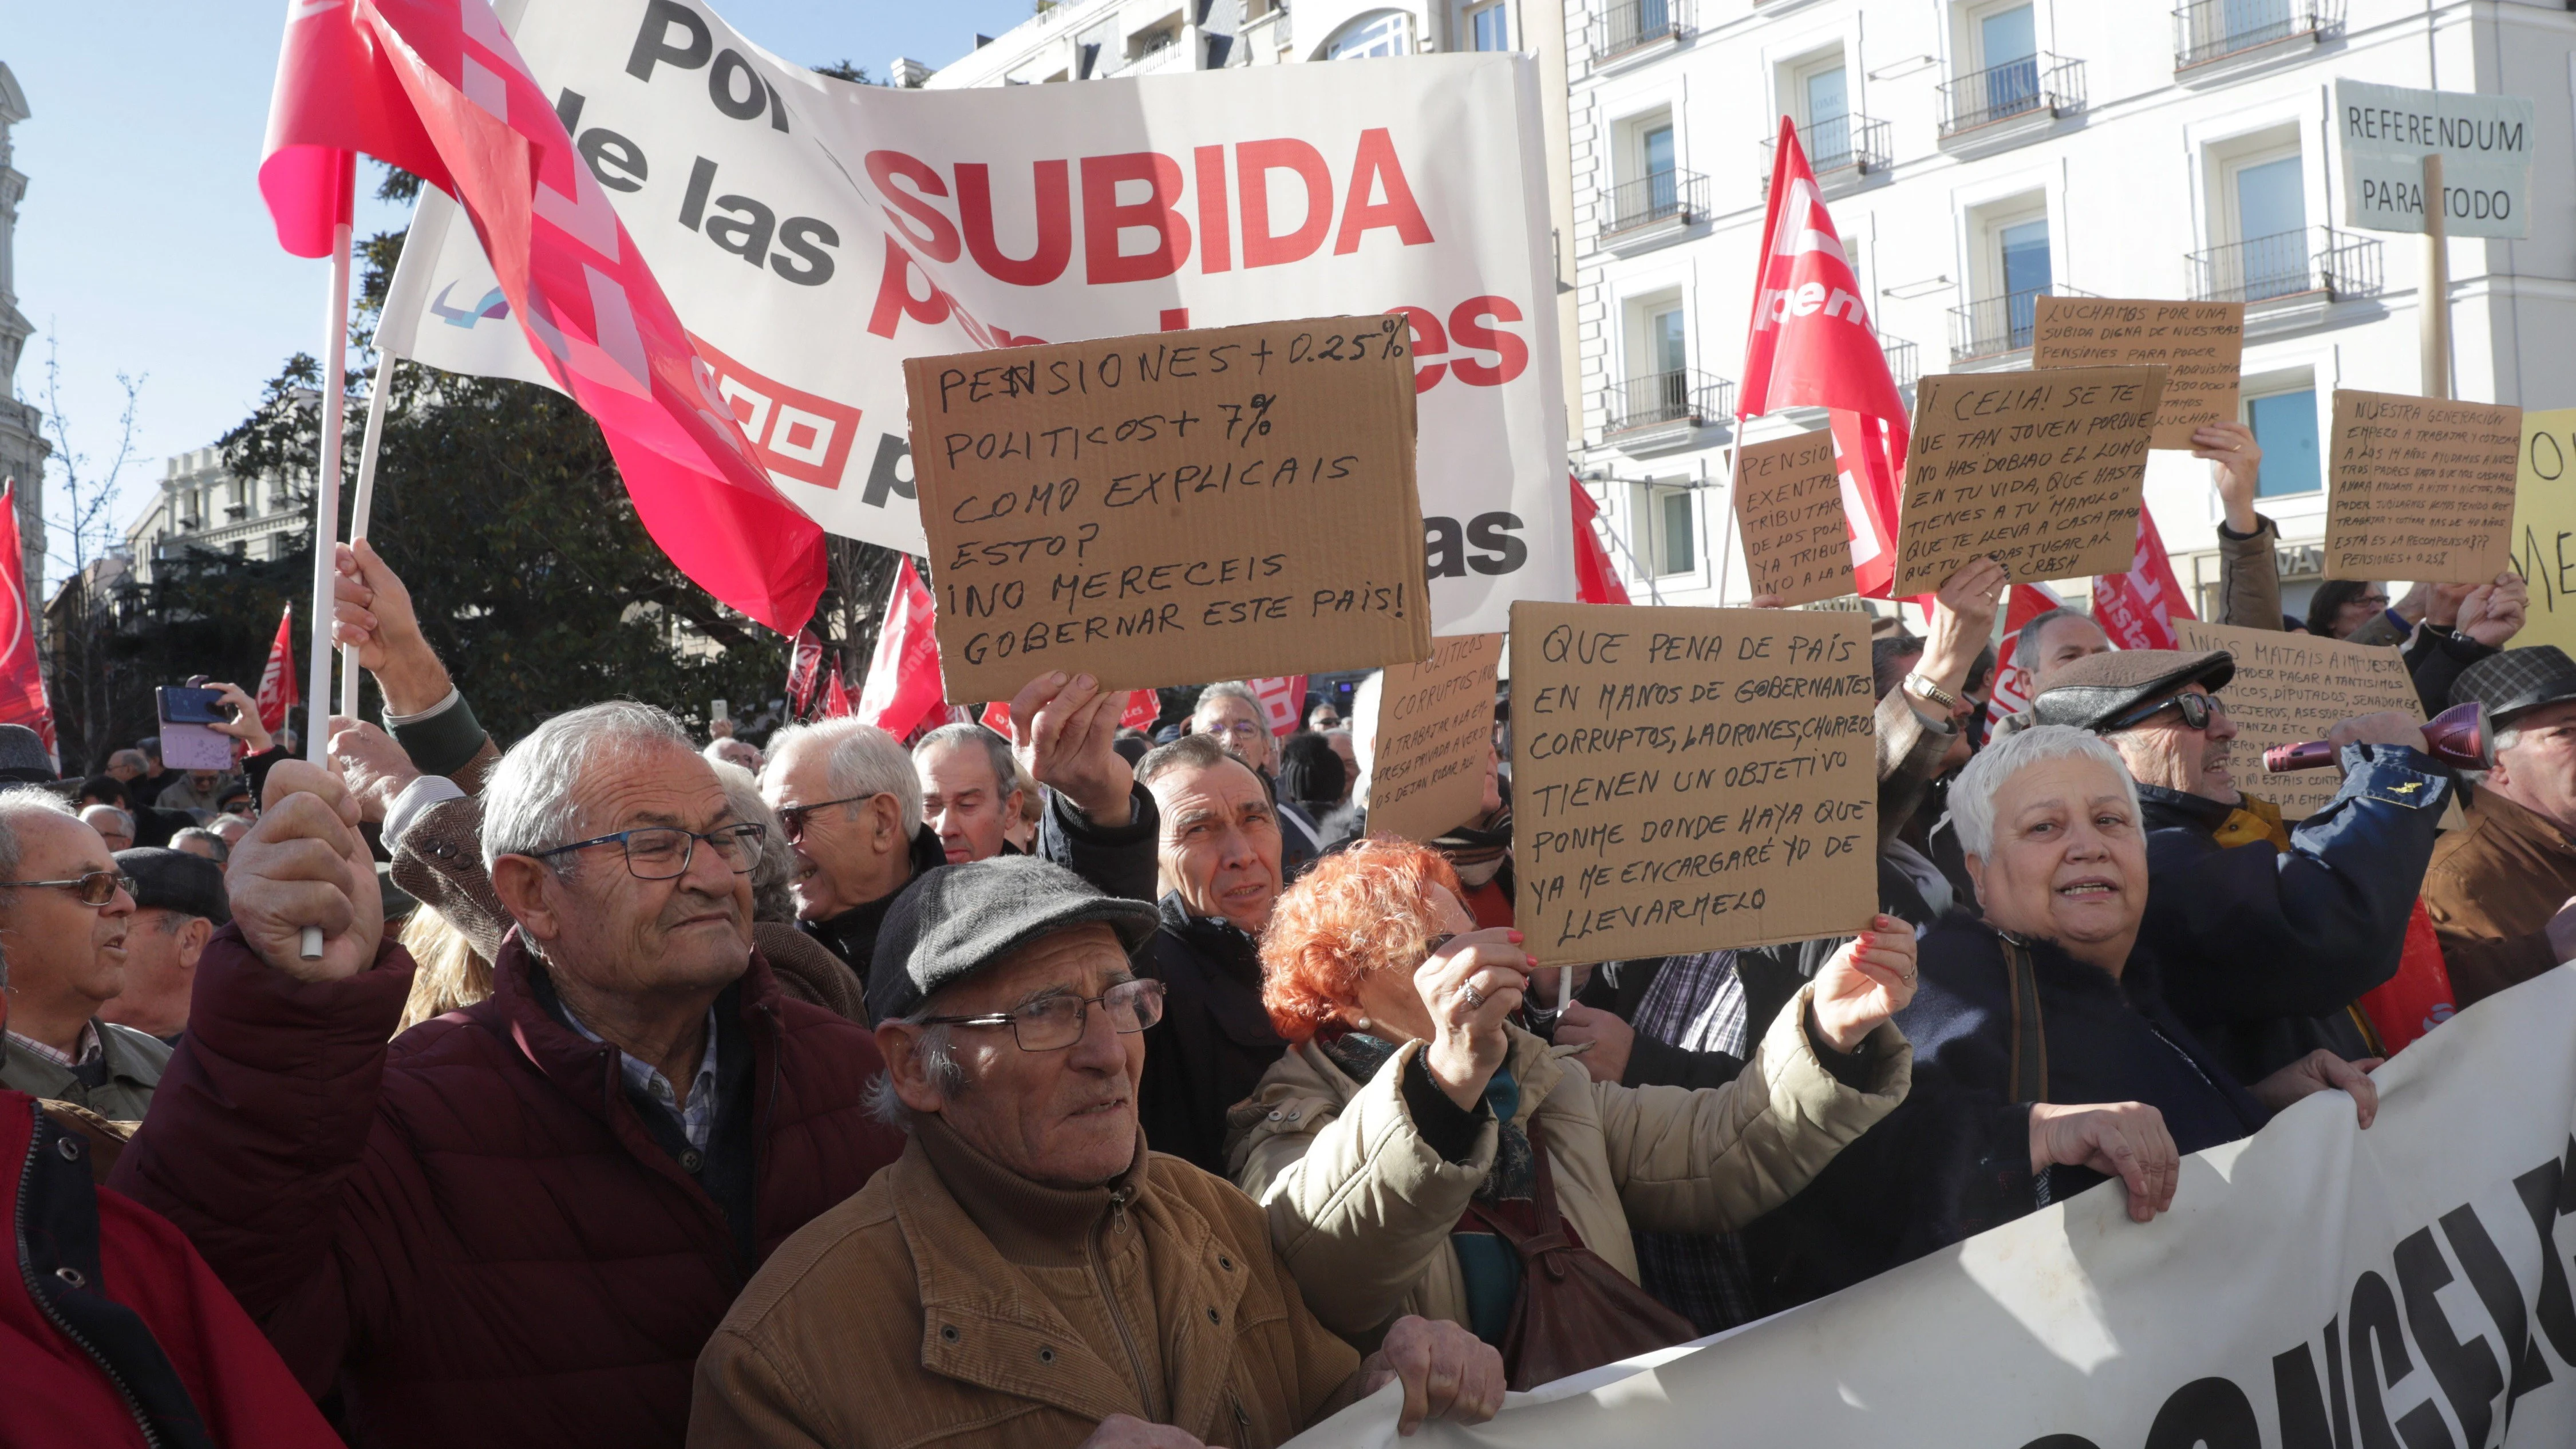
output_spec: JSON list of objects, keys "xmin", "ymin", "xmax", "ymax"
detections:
[
  {"xmin": 2109, "ymin": 690, "xmax": 2222, "ymax": 733},
  {"xmin": 776, "ymin": 792, "xmax": 883, "ymax": 843},
  {"xmin": 2351, "ymin": 594, "xmax": 2392, "ymax": 611},
  {"xmin": 0, "ymin": 870, "xmax": 137, "ymax": 907},
  {"xmin": 1203, "ymin": 718, "xmax": 1267, "ymax": 741},
  {"xmin": 918, "ymin": 978, "xmax": 1167, "ymax": 1052},
  {"xmin": 528, "ymin": 823, "xmax": 767, "ymax": 880}
]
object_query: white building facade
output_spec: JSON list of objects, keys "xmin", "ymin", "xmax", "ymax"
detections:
[
  {"xmin": 0, "ymin": 62, "xmax": 49, "ymax": 614},
  {"xmin": 123, "ymin": 445, "xmax": 306, "ymax": 589},
  {"xmin": 1570, "ymin": 0, "xmax": 2576, "ymax": 621}
]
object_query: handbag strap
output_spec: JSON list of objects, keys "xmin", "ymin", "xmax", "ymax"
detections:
[{"xmin": 2001, "ymin": 936, "xmax": 2048, "ymax": 1106}]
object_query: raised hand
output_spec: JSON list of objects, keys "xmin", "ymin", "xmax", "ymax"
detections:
[
  {"xmin": 331, "ymin": 538, "xmax": 452, "ymax": 715},
  {"xmin": 1811, "ymin": 914, "xmax": 1917, "ymax": 1052},
  {"xmin": 1009, "ymin": 670, "xmax": 1133, "ymax": 826},
  {"xmin": 235, "ymin": 760, "xmax": 384, "ymax": 981},
  {"xmin": 200, "ymin": 680, "xmax": 275, "ymax": 755},
  {"xmin": 2459, "ymin": 570, "xmax": 2529, "ymax": 647},
  {"xmin": 328, "ymin": 716, "xmax": 423, "ymax": 826},
  {"xmin": 1919, "ymin": 558, "xmax": 2009, "ymax": 703},
  {"xmin": 2191, "ymin": 421, "xmax": 2263, "ymax": 534},
  {"xmin": 1413, "ymin": 927, "xmax": 1528, "ymax": 1110}
]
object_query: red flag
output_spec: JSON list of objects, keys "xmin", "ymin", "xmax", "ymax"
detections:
[
  {"xmin": 784, "ymin": 627, "xmax": 827, "ymax": 719},
  {"xmin": 0, "ymin": 484, "xmax": 56, "ymax": 762},
  {"xmin": 855, "ymin": 559, "xmax": 943, "ymax": 740},
  {"xmin": 1740, "ymin": 121, "xmax": 1909, "ymax": 598},
  {"xmin": 1985, "ymin": 582, "xmax": 2070, "ymax": 719},
  {"xmin": 255, "ymin": 605, "xmax": 300, "ymax": 733},
  {"xmin": 261, "ymin": 0, "xmax": 826, "ymax": 633},
  {"xmin": 820, "ymin": 659, "xmax": 855, "ymax": 719},
  {"xmin": 2093, "ymin": 511, "xmax": 2195, "ymax": 651},
  {"xmin": 1247, "ymin": 677, "xmax": 1308, "ymax": 737},
  {"xmin": 1569, "ymin": 477, "xmax": 1632, "ymax": 606},
  {"xmin": 984, "ymin": 689, "xmax": 1161, "ymax": 737}
]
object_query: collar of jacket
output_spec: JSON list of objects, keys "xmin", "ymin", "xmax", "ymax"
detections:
[
  {"xmin": 2463, "ymin": 783, "xmax": 2576, "ymax": 859},
  {"xmin": 0, "ymin": 1020, "xmax": 157, "ymax": 1098},
  {"xmin": 2135, "ymin": 781, "xmax": 2233, "ymax": 834},
  {"xmin": 1156, "ymin": 892, "xmax": 1262, "ymax": 980},
  {"xmin": 810, "ymin": 824, "xmax": 949, "ymax": 959},
  {"xmin": 912, "ymin": 1111, "xmax": 1148, "ymax": 1268}
]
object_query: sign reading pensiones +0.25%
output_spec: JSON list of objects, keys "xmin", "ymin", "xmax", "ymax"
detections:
[
  {"xmin": 1508, "ymin": 602, "xmax": 1878, "ymax": 966},
  {"xmin": 902, "ymin": 316, "xmax": 1434, "ymax": 703}
]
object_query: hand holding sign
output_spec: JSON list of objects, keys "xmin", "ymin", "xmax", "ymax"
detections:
[
  {"xmin": 1812, "ymin": 914, "xmax": 1918, "ymax": 1053},
  {"xmin": 1008, "ymin": 670, "xmax": 1135, "ymax": 826}
]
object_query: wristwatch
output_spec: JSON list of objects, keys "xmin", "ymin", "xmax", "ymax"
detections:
[{"xmin": 1903, "ymin": 672, "xmax": 1958, "ymax": 711}]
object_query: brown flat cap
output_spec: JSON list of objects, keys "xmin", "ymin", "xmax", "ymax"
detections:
[{"xmin": 2026, "ymin": 649, "xmax": 2236, "ymax": 733}]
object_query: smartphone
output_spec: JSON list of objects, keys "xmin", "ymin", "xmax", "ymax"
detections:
[{"xmin": 157, "ymin": 686, "xmax": 236, "ymax": 771}]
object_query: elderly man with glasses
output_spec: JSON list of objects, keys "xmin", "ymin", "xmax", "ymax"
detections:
[
  {"xmin": 690, "ymin": 856, "xmax": 1503, "ymax": 1449},
  {"xmin": 109, "ymin": 702, "xmax": 910, "ymax": 1449},
  {"xmin": 2018, "ymin": 649, "xmax": 2453, "ymax": 1084},
  {"xmin": 0, "ymin": 793, "xmax": 159, "ymax": 1120}
]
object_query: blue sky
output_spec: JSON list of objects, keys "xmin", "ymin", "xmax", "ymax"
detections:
[{"xmin": 2, "ymin": 0, "xmax": 1034, "ymax": 585}]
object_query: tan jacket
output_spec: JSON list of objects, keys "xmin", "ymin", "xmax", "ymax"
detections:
[
  {"xmin": 2215, "ymin": 514, "xmax": 2285, "ymax": 631},
  {"xmin": 1875, "ymin": 686, "xmax": 1954, "ymax": 848},
  {"xmin": 1224, "ymin": 990, "xmax": 1908, "ymax": 1339},
  {"xmin": 690, "ymin": 1119, "xmax": 1363, "ymax": 1449},
  {"xmin": 2423, "ymin": 786, "xmax": 2576, "ymax": 1006}
]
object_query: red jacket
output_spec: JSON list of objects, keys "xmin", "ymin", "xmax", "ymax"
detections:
[
  {"xmin": 108, "ymin": 927, "xmax": 907, "ymax": 1449},
  {"xmin": 3, "ymin": 1091, "xmax": 342, "ymax": 1449}
]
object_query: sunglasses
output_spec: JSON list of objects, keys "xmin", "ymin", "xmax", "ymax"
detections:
[
  {"xmin": 2109, "ymin": 690, "xmax": 2222, "ymax": 733},
  {"xmin": 0, "ymin": 870, "xmax": 138, "ymax": 907}
]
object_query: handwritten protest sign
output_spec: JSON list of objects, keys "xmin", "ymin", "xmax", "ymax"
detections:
[
  {"xmin": 2511, "ymin": 408, "xmax": 2576, "ymax": 654},
  {"xmin": 2030, "ymin": 298, "xmax": 2245, "ymax": 450},
  {"xmin": 1365, "ymin": 634, "xmax": 1502, "ymax": 844},
  {"xmin": 1510, "ymin": 603, "xmax": 1875, "ymax": 964},
  {"xmin": 904, "ymin": 317, "xmax": 1434, "ymax": 702},
  {"xmin": 1894, "ymin": 368, "xmax": 2166, "ymax": 595},
  {"xmin": 1734, "ymin": 432, "xmax": 1854, "ymax": 607},
  {"xmin": 2175, "ymin": 620, "xmax": 2424, "ymax": 819},
  {"xmin": 2324, "ymin": 389, "xmax": 2522, "ymax": 583}
]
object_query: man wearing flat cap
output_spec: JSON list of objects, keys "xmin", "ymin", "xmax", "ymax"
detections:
[
  {"xmin": 100, "ymin": 847, "xmax": 231, "ymax": 1043},
  {"xmin": 690, "ymin": 856, "xmax": 1503, "ymax": 1449},
  {"xmin": 2022, "ymin": 649, "xmax": 2453, "ymax": 1082},
  {"xmin": 2423, "ymin": 645, "xmax": 2576, "ymax": 1006}
]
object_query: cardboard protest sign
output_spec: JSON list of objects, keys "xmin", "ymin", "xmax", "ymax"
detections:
[
  {"xmin": 2324, "ymin": 390, "xmax": 2522, "ymax": 583},
  {"xmin": 2174, "ymin": 620, "xmax": 2424, "ymax": 820},
  {"xmin": 1733, "ymin": 432, "xmax": 1853, "ymax": 607},
  {"xmin": 1365, "ymin": 634, "xmax": 1503, "ymax": 844},
  {"xmin": 2030, "ymin": 298, "xmax": 2245, "ymax": 450},
  {"xmin": 904, "ymin": 317, "xmax": 1434, "ymax": 703},
  {"xmin": 2509, "ymin": 407, "xmax": 2576, "ymax": 653},
  {"xmin": 1894, "ymin": 368, "xmax": 2166, "ymax": 594},
  {"xmin": 1509, "ymin": 603, "xmax": 1875, "ymax": 965}
]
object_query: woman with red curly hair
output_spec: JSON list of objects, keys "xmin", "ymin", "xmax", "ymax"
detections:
[{"xmin": 1226, "ymin": 839, "xmax": 1916, "ymax": 1386}]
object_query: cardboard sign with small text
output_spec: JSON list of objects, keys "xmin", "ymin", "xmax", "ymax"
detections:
[
  {"xmin": 904, "ymin": 317, "xmax": 1434, "ymax": 702},
  {"xmin": 1366, "ymin": 633, "xmax": 1503, "ymax": 844},
  {"xmin": 2175, "ymin": 619, "xmax": 2426, "ymax": 820},
  {"xmin": 1510, "ymin": 603, "xmax": 1875, "ymax": 965},
  {"xmin": 2030, "ymin": 298, "xmax": 2245, "ymax": 451},
  {"xmin": 2508, "ymin": 407, "xmax": 2576, "ymax": 654},
  {"xmin": 1895, "ymin": 368, "xmax": 2166, "ymax": 594},
  {"xmin": 2325, "ymin": 389, "xmax": 2522, "ymax": 583},
  {"xmin": 1733, "ymin": 432, "xmax": 1854, "ymax": 607}
]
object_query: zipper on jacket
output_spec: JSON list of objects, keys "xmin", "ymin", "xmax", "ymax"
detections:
[
  {"xmin": 16, "ymin": 1108, "xmax": 164, "ymax": 1449},
  {"xmin": 1090, "ymin": 1185, "xmax": 1157, "ymax": 1419}
]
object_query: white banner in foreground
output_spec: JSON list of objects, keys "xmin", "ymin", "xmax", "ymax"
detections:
[
  {"xmin": 1295, "ymin": 965, "xmax": 2576, "ymax": 1448},
  {"xmin": 377, "ymin": 0, "xmax": 1571, "ymax": 636}
]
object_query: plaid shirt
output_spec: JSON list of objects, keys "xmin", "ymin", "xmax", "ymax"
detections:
[
  {"xmin": 563, "ymin": 1008, "xmax": 721, "ymax": 1153},
  {"xmin": 6, "ymin": 1022, "xmax": 102, "ymax": 1069}
]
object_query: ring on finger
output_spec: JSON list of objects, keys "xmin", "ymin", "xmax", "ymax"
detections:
[{"xmin": 1458, "ymin": 984, "xmax": 1487, "ymax": 1011}]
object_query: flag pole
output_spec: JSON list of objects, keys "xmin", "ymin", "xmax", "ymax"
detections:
[
  {"xmin": 339, "ymin": 353, "xmax": 395, "ymax": 720},
  {"xmin": 300, "ymin": 216, "xmax": 352, "ymax": 962}
]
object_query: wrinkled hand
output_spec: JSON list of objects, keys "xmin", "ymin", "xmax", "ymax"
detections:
[
  {"xmin": 1554, "ymin": 1002, "xmax": 1635, "ymax": 1084},
  {"xmin": 1360, "ymin": 1315, "xmax": 1506, "ymax": 1435},
  {"xmin": 2249, "ymin": 1049, "xmax": 2381, "ymax": 1128},
  {"xmin": 2459, "ymin": 571, "xmax": 2528, "ymax": 648},
  {"xmin": 2325, "ymin": 710, "xmax": 2430, "ymax": 756},
  {"xmin": 2192, "ymin": 422, "xmax": 2263, "ymax": 534},
  {"xmin": 2391, "ymin": 581, "xmax": 2431, "ymax": 627},
  {"xmin": 1074, "ymin": 1415, "xmax": 1208, "ymax": 1449},
  {"xmin": 200, "ymin": 680, "xmax": 275, "ymax": 753},
  {"xmin": 1812, "ymin": 915, "xmax": 1917, "ymax": 1052},
  {"xmin": 236, "ymin": 760, "xmax": 384, "ymax": 981},
  {"xmin": 2546, "ymin": 898, "xmax": 2576, "ymax": 965},
  {"xmin": 1920, "ymin": 558, "xmax": 2008, "ymax": 699},
  {"xmin": 2028, "ymin": 1101, "xmax": 2178, "ymax": 1222},
  {"xmin": 331, "ymin": 538, "xmax": 451, "ymax": 715},
  {"xmin": 1415, "ymin": 927, "xmax": 1528, "ymax": 1111},
  {"xmin": 327, "ymin": 716, "xmax": 422, "ymax": 826},
  {"xmin": 2424, "ymin": 581, "xmax": 2474, "ymax": 629},
  {"xmin": 1010, "ymin": 671, "xmax": 1133, "ymax": 826}
]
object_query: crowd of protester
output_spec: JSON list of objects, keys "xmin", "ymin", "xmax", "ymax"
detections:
[{"xmin": 9, "ymin": 424, "xmax": 2576, "ymax": 1448}]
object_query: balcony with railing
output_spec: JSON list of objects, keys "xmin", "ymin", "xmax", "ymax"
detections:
[
  {"xmin": 1594, "ymin": 0, "xmax": 1691, "ymax": 67},
  {"xmin": 1947, "ymin": 284, "xmax": 2099, "ymax": 364},
  {"xmin": 1761, "ymin": 113, "xmax": 1890, "ymax": 198},
  {"xmin": 1599, "ymin": 169, "xmax": 1708, "ymax": 253},
  {"xmin": 1938, "ymin": 54, "xmax": 2085, "ymax": 147},
  {"xmin": 1881, "ymin": 338, "xmax": 1919, "ymax": 391},
  {"xmin": 2187, "ymin": 226, "xmax": 2382, "ymax": 309},
  {"xmin": 2172, "ymin": 0, "xmax": 2340, "ymax": 74},
  {"xmin": 1601, "ymin": 368, "xmax": 1733, "ymax": 453}
]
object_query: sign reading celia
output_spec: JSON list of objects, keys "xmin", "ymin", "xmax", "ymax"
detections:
[{"xmin": 904, "ymin": 315, "xmax": 1434, "ymax": 702}]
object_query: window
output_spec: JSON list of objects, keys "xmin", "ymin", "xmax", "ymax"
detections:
[
  {"xmin": 2246, "ymin": 389, "xmax": 2320, "ymax": 498},
  {"xmin": 1642, "ymin": 122, "xmax": 1676, "ymax": 214},
  {"xmin": 1631, "ymin": 483, "xmax": 1698, "ymax": 577},
  {"xmin": 1467, "ymin": 1, "xmax": 1508, "ymax": 51},
  {"xmin": 1998, "ymin": 216, "xmax": 2051, "ymax": 347},
  {"xmin": 2230, "ymin": 152, "xmax": 2308, "ymax": 300},
  {"xmin": 1800, "ymin": 59, "xmax": 1851, "ymax": 169},
  {"xmin": 1326, "ymin": 11, "xmax": 1412, "ymax": 58},
  {"xmin": 1976, "ymin": 5, "xmax": 2040, "ymax": 119}
]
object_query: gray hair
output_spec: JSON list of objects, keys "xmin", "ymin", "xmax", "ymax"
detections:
[
  {"xmin": 2012, "ymin": 607, "xmax": 2099, "ymax": 673},
  {"xmin": 1192, "ymin": 680, "xmax": 1265, "ymax": 725},
  {"xmin": 481, "ymin": 701, "xmax": 698, "ymax": 871},
  {"xmin": 1136, "ymin": 730, "xmax": 1236, "ymax": 791},
  {"xmin": 864, "ymin": 1013, "xmax": 963, "ymax": 1128},
  {"xmin": 913, "ymin": 723, "xmax": 1018, "ymax": 802},
  {"xmin": 764, "ymin": 716, "xmax": 923, "ymax": 828},
  {"xmin": 0, "ymin": 789, "xmax": 79, "ymax": 910},
  {"xmin": 171, "ymin": 827, "xmax": 230, "ymax": 863},
  {"xmin": 80, "ymin": 804, "xmax": 135, "ymax": 839},
  {"xmin": 709, "ymin": 760, "xmax": 798, "ymax": 923},
  {"xmin": 108, "ymin": 749, "xmax": 148, "ymax": 775},
  {"xmin": 1948, "ymin": 724, "xmax": 2140, "ymax": 860}
]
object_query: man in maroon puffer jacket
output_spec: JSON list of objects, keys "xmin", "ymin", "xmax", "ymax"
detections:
[{"xmin": 110, "ymin": 702, "xmax": 909, "ymax": 1449}]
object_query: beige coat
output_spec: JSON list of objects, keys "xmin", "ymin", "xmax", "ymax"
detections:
[{"xmin": 1225, "ymin": 988, "xmax": 1908, "ymax": 1339}]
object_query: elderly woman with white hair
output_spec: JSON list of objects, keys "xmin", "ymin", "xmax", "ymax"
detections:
[{"xmin": 1743, "ymin": 724, "xmax": 2384, "ymax": 1309}]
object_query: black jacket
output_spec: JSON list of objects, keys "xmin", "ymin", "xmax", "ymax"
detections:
[
  {"xmin": 1135, "ymin": 892, "xmax": 1287, "ymax": 1175},
  {"xmin": 805, "ymin": 824, "xmax": 950, "ymax": 1015},
  {"xmin": 2136, "ymin": 743, "xmax": 2452, "ymax": 1082}
]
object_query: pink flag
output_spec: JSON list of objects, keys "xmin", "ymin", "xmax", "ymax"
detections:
[
  {"xmin": 0, "ymin": 484, "xmax": 55, "ymax": 762},
  {"xmin": 1985, "ymin": 582, "xmax": 2070, "ymax": 719},
  {"xmin": 856, "ymin": 559, "xmax": 944, "ymax": 740},
  {"xmin": 1247, "ymin": 677, "xmax": 1308, "ymax": 736},
  {"xmin": 255, "ymin": 606, "xmax": 300, "ymax": 733},
  {"xmin": 1570, "ymin": 476, "xmax": 1632, "ymax": 606},
  {"xmin": 820, "ymin": 659, "xmax": 855, "ymax": 720},
  {"xmin": 983, "ymin": 689, "xmax": 1161, "ymax": 737},
  {"xmin": 1740, "ymin": 120, "xmax": 1909, "ymax": 598},
  {"xmin": 262, "ymin": 0, "xmax": 827, "ymax": 633},
  {"xmin": 2093, "ymin": 512, "xmax": 2196, "ymax": 652}
]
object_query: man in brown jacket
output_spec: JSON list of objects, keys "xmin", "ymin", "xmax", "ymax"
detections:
[
  {"xmin": 2423, "ymin": 646, "xmax": 2576, "ymax": 1005},
  {"xmin": 689, "ymin": 857, "xmax": 1503, "ymax": 1449}
]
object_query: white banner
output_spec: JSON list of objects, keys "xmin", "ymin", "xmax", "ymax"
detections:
[
  {"xmin": 2337, "ymin": 79, "xmax": 2537, "ymax": 240},
  {"xmin": 1294, "ymin": 965, "xmax": 2576, "ymax": 1448},
  {"xmin": 378, "ymin": 0, "xmax": 1572, "ymax": 636}
]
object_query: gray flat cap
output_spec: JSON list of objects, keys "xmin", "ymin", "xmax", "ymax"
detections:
[
  {"xmin": 2026, "ymin": 649, "xmax": 2237, "ymax": 733},
  {"xmin": 870, "ymin": 856, "xmax": 1161, "ymax": 1021}
]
